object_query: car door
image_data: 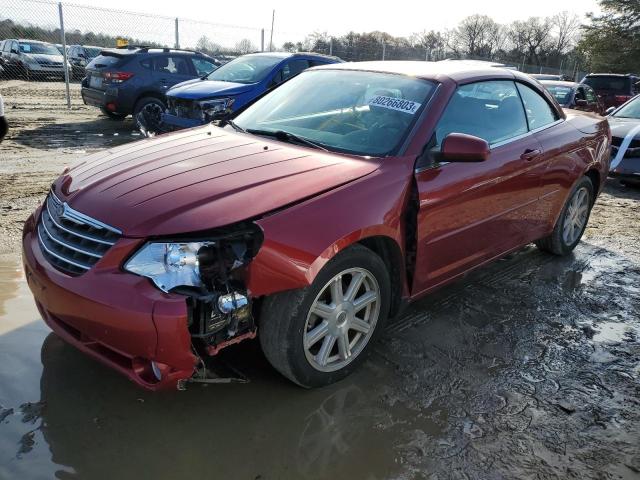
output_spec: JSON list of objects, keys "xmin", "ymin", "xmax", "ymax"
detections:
[
  {"xmin": 412, "ymin": 80, "xmax": 547, "ymax": 295},
  {"xmin": 151, "ymin": 55, "xmax": 196, "ymax": 93}
]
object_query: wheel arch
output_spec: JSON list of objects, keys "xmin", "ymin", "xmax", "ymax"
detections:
[{"xmin": 133, "ymin": 91, "xmax": 166, "ymax": 111}]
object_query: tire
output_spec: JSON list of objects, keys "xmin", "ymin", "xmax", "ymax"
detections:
[
  {"xmin": 536, "ymin": 176, "xmax": 594, "ymax": 255},
  {"xmin": 100, "ymin": 108, "xmax": 127, "ymax": 120},
  {"xmin": 259, "ymin": 244, "xmax": 391, "ymax": 388},
  {"xmin": 133, "ymin": 96, "xmax": 166, "ymax": 128}
]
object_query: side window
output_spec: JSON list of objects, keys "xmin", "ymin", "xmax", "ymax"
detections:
[
  {"xmin": 192, "ymin": 58, "xmax": 216, "ymax": 77},
  {"xmin": 575, "ymin": 87, "xmax": 586, "ymax": 100},
  {"xmin": 308, "ymin": 60, "xmax": 327, "ymax": 67},
  {"xmin": 435, "ymin": 80, "xmax": 528, "ymax": 147},
  {"xmin": 11, "ymin": 41, "xmax": 18, "ymax": 53},
  {"xmin": 153, "ymin": 56, "xmax": 192, "ymax": 75},
  {"xmin": 585, "ymin": 87, "xmax": 597, "ymax": 103},
  {"xmin": 284, "ymin": 59, "xmax": 310, "ymax": 80},
  {"xmin": 140, "ymin": 58, "xmax": 152, "ymax": 70},
  {"xmin": 516, "ymin": 83, "xmax": 558, "ymax": 130}
]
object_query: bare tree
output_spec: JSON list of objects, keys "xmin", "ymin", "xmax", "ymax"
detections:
[
  {"xmin": 508, "ymin": 17, "xmax": 553, "ymax": 65},
  {"xmin": 196, "ymin": 35, "xmax": 221, "ymax": 55},
  {"xmin": 552, "ymin": 11, "xmax": 581, "ymax": 54},
  {"xmin": 412, "ymin": 30, "xmax": 444, "ymax": 60},
  {"xmin": 235, "ymin": 38, "xmax": 256, "ymax": 54},
  {"xmin": 453, "ymin": 15, "xmax": 502, "ymax": 57}
]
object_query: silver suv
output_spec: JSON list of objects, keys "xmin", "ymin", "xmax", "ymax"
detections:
[{"xmin": 0, "ymin": 39, "xmax": 70, "ymax": 80}]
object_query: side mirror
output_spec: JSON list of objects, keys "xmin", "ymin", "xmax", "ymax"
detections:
[
  {"xmin": 606, "ymin": 106, "xmax": 616, "ymax": 116},
  {"xmin": 441, "ymin": 133, "xmax": 490, "ymax": 162},
  {"xmin": 575, "ymin": 99, "xmax": 588, "ymax": 107}
]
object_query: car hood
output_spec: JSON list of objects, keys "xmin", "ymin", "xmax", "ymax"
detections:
[
  {"xmin": 608, "ymin": 116, "xmax": 640, "ymax": 140},
  {"xmin": 167, "ymin": 79, "xmax": 254, "ymax": 100},
  {"xmin": 25, "ymin": 53, "xmax": 64, "ymax": 63},
  {"xmin": 56, "ymin": 125, "xmax": 381, "ymax": 237}
]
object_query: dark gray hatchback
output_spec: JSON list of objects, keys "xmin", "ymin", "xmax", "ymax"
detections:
[{"xmin": 81, "ymin": 46, "xmax": 220, "ymax": 120}]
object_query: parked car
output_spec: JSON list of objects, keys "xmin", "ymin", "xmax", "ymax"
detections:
[
  {"xmin": 67, "ymin": 45, "xmax": 102, "ymax": 79},
  {"xmin": 0, "ymin": 39, "xmax": 70, "ymax": 79},
  {"xmin": 0, "ymin": 94, "xmax": 6, "ymax": 143},
  {"xmin": 159, "ymin": 52, "xmax": 343, "ymax": 132},
  {"xmin": 81, "ymin": 46, "xmax": 221, "ymax": 120},
  {"xmin": 530, "ymin": 73, "xmax": 573, "ymax": 81},
  {"xmin": 23, "ymin": 61, "xmax": 610, "ymax": 390},
  {"xmin": 607, "ymin": 94, "xmax": 640, "ymax": 186},
  {"xmin": 580, "ymin": 73, "xmax": 640, "ymax": 109},
  {"xmin": 540, "ymin": 80, "xmax": 605, "ymax": 115}
]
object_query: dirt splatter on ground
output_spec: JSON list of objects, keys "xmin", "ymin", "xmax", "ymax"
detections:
[{"xmin": 0, "ymin": 80, "xmax": 638, "ymax": 479}]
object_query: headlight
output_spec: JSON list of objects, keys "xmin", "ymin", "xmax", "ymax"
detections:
[
  {"xmin": 124, "ymin": 241, "xmax": 212, "ymax": 292},
  {"xmin": 199, "ymin": 97, "xmax": 235, "ymax": 121}
]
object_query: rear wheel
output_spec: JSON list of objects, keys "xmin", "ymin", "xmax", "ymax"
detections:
[
  {"xmin": 133, "ymin": 96, "xmax": 165, "ymax": 128},
  {"xmin": 100, "ymin": 107, "xmax": 127, "ymax": 120},
  {"xmin": 536, "ymin": 176, "xmax": 594, "ymax": 255},
  {"xmin": 259, "ymin": 244, "xmax": 390, "ymax": 388}
]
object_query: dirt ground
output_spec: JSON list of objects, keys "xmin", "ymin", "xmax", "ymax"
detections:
[{"xmin": 0, "ymin": 80, "xmax": 639, "ymax": 480}]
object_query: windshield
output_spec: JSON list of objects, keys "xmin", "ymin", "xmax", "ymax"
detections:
[
  {"xmin": 206, "ymin": 55, "xmax": 282, "ymax": 84},
  {"xmin": 544, "ymin": 85, "xmax": 573, "ymax": 106},
  {"xmin": 85, "ymin": 47, "xmax": 102, "ymax": 58},
  {"xmin": 583, "ymin": 76, "xmax": 630, "ymax": 94},
  {"xmin": 19, "ymin": 42, "xmax": 60, "ymax": 56},
  {"xmin": 233, "ymin": 69, "xmax": 436, "ymax": 157},
  {"xmin": 612, "ymin": 96, "xmax": 640, "ymax": 119}
]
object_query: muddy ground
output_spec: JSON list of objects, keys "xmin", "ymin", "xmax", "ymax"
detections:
[{"xmin": 0, "ymin": 80, "xmax": 638, "ymax": 480}]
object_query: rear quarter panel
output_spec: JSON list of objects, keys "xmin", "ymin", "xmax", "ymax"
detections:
[{"xmin": 536, "ymin": 111, "xmax": 610, "ymax": 229}]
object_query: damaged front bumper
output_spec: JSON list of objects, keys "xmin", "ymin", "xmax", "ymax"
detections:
[{"xmin": 22, "ymin": 210, "xmax": 260, "ymax": 391}]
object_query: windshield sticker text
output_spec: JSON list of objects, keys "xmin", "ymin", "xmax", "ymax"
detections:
[{"xmin": 368, "ymin": 96, "xmax": 421, "ymax": 114}]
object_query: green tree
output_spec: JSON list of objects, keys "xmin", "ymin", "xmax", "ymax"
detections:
[{"xmin": 580, "ymin": 0, "xmax": 640, "ymax": 72}]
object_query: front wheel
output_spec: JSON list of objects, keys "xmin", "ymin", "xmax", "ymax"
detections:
[
  {"xmin": 259, "ymin": 244, "xmax": 390, "ymax": 388},
  {"xmin": 536, "ymin": 176, "xmax": 594, "ymax": 255}
]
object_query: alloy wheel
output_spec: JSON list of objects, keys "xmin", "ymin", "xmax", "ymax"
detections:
[
  {"xmin": 303, "ymin": 268, "xmax": 381, "ymax": 372},
  {"xmin": 563, "ymin": 186, "xmax": 590, "ymax": 245}
]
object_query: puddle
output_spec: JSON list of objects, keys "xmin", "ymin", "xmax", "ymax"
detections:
[{"xmin": 592, "ymin": 321, "xmax": 637, "ymax": 344}]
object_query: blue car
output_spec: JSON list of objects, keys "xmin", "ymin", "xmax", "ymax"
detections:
[{"xmin": 161, "ymin": 52, "xmax": 343, "ymax": 130}]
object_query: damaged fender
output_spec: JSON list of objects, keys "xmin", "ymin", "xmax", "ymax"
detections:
[{"xmin": 246, "ymin": 155, "xmax": 417, "ymax": 299}]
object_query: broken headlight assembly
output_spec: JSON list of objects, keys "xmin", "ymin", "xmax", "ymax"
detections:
[
  {"xmin": 199, "ymin": 97, "xmax": 235, "ymax": 122},
  {"xmin": 124, "ymin": 223, "xmax": 263, "ymax": 352}
]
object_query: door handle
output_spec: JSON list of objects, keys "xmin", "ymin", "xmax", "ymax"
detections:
[{"xmin": 521, "ymin": 149, "xmax": 541, "ymax": 161}]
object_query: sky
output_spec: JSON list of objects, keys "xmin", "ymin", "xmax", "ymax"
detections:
[{"xmin": 93, "ymin": 0, "xmax": 602, "ymax": 39}]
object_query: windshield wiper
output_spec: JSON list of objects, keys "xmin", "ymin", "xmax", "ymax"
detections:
[
  {"xmin": 246, "ymin": 129, "xmax": 329, "ymax": 151},
  {"xmin": 225, "ymin": 119, "xmax": 246, "ymax": 133}
]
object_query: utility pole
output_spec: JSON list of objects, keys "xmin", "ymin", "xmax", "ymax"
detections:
[
  {"xmin": 174, "ymin": 18, "xmax": 179, "ymax": 48},
  {"xmin": 58, "ymin": 2, "xmax": 71, "ymax": 109},
  {"xmin": 261, "ymin": 29, "xmax": 265, "ymax": 52},
  {"xmin": 269, "ymin": 10, "xmax": 275, "ymax": 52}
]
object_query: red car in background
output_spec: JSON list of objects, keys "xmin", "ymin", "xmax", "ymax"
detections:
[
  {"xmin": 23, "ymin": 61, "xmax": 611, "ymax": 390},
  {"xmin": 581, "ymin": 73, "xmax": 640, "ymax": 110}
]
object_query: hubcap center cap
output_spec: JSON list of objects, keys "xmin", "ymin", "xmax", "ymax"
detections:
[{"xmin": 335, "ymin": 310, "xmax": 349, "ymax": 328}]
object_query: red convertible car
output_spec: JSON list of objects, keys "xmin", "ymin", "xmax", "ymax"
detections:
[{"xmin": 23, "ymin": 61, "xmax": 611, "ymax": 390}]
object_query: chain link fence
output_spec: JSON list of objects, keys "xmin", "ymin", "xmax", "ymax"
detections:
[{"xmin": 0, "ymin": 0, "xmax": 587, "ymax": 108}]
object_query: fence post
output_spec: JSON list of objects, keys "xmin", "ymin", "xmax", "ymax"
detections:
[
  {"xmin": 382, "ymin": 40, "xmax": 386, "ymax": 60},
  {"xmin": 58, "ymin": 2, "xmax": 71, "ymax": 109},
  {"xmin": 175, "ymin": 18, "xmax": 179, "ymax": 48},
  {"xmin": 329, "ymin": 38, "xmax": 333, "ymax": 56},
  {"xmin": 261, "ymin": 29, "xmax": 265, "ymax": 52}
]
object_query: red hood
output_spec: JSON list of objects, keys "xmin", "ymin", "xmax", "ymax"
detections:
[{"xmin": 55, "ymin": 125, "xmax": 381, "ymax": 237}]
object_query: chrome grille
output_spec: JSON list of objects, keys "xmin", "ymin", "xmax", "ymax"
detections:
[{"xmin": 37, "ymin": 192, "xmax": 121, "ymax": 275}]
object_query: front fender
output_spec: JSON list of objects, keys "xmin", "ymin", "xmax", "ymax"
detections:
[{"xmin": 245, "ymin": 156, "xmax": 415, "ymax": 297}]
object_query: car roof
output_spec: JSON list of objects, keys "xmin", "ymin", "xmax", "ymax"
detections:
[
  {"xmin": 540, "ymin": 80, "xmax": 578, "ymax": 88},
  {"xmin": 17, "ymin": 39, "xmax": 51, "ymax": 44},
  {"xmin": 243, "ymin": 51, "xmax": 342, "ymax": 61},
  {"xmin": 586, "ymin": 73, "xmax": 638, "ymax": 78},
  {"xmin": 311, "ymin": 60, "xmax": 530, "ymax": 84}
]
